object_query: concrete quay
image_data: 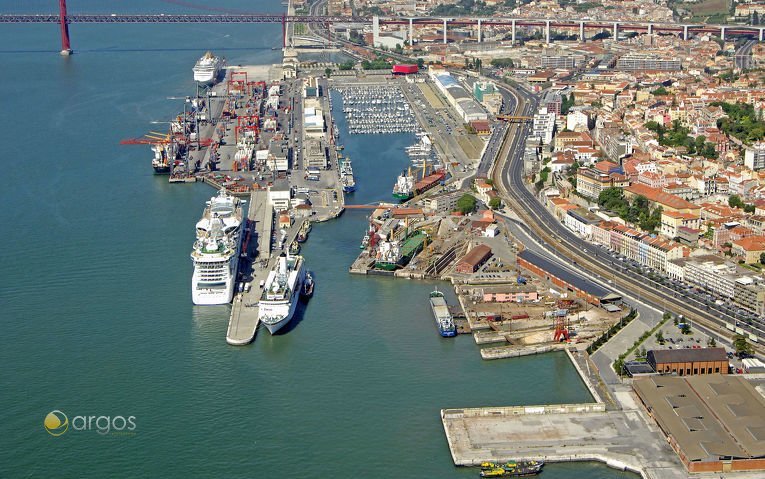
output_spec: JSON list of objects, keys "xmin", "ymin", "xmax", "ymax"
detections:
[
  {"xmin": 226, "ymin": 189, "xmax": 272, "ymax": 345},
  {"xmin": 479, "ymin": 344, "xmax": 560, "ymax": 360},
  {"xmin": 441, "ymin": 404, "xmax": 688, "ymax": 479},
  {"xmin": 226, "ymin": 190, "xmax": 306, "ymax": 345}
]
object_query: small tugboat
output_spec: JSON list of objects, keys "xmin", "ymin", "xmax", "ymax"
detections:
[
  {"xmin": 479, "ymin": 460, "xmax": 544, "ymax": 477},
  {"xmin": 289, "ymin": 240, "xmax": 300, "ymax": 255},
  {"xmin": 302, "ymin": 272, "xmax": 314, "ymax": 298},
  {"xmin": 297, "ymin": 220, "xmax": 311, "ymax": 243},
  {"xmin": 360, "ymin": 233, "xmax": 370, "ymax": 249}
]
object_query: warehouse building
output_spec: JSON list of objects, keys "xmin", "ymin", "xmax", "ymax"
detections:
[
  {"xmin": 634, "ymin": 375, "xmax": 765, "ymax": 473},
  {"xmin": 516, "ymin": 249, "xmax": 620, "ymax": 306},
  {"xmin": 455, "ymin": 244, "xmax": 492, "ymax": 274},
  {"xmin": 647, "ymin": 348, "xmax": 728, "ymax": 376},
  {"xmin": 429, "ymin": 70, "xmax": 488, "ymax": 122}
]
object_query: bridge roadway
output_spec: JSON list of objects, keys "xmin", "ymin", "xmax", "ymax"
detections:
[
  {"xmin": 1, "ymin": 13, "xmax": 764, "ymax": 40},
  {"xmin": 491, "ymin": 85, "xmax": 765, "ymax": 351}
]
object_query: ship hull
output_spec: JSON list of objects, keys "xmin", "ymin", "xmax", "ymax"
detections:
[
  {"xmin": 342, "ymin": 185, "xmax": 356, "ymax": 193},
  {"xmin": 392, "ymin": 192, "xmax": 413, "ymax": 200},
  {"xmin": 192, "ymin": 280, "xmax": 235, "ymax": 305},
  {"xmin": 261, "ymin": 297, "xmax": 300, "ymax": 334},
  {"xmin": 153, "ymin": 165, "xmax": 171, "ymax": 174}
]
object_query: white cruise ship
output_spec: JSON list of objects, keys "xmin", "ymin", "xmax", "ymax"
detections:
[
  {"xmin": 193, "ymin": 52, "xmax": 224, "ymax": 85},
  {"xmin": 190, "ymin": 190, "xmax": 244, "ymax": 305},
  {"xmin": 258, "ymin": 253, "xmax": 305, "ymax": 334}
]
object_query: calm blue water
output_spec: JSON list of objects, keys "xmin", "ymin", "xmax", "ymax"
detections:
[{"xmin": 0, "ymin": 2, "xmax": 637, "ymax": 478}]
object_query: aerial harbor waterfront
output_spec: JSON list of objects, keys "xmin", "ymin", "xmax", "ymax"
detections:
[{"xmin": 5, "ymin": 0, "xmax": 765, "ymax": 478}]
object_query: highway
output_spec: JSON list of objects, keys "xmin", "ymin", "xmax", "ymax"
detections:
[
  {"xmin": 491, "ymin": 84, "xmax": 765, "ymax": 351},
  {"xmin": 735, "ymin": 39, "xmax": 756, "ymax": 70}
]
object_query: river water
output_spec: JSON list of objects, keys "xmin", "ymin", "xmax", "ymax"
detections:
[{"xmin": 0, "ymin": 1, "xmax": 637, "ymax": 477}]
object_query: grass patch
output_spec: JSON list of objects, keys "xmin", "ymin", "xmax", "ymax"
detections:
[{"xmin": 687, "ymin": 0, "xmax": 729, "ymax": 16}]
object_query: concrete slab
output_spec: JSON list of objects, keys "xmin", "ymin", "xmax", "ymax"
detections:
[{"xmin": 441, "ymin": 405, "xmax": 687, "ymax": 479}]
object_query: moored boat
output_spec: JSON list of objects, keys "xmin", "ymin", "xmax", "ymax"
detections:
[
  {"xmin": 429, "ymin": 289, "xmax": 456, "ymax": 337},
  {"xmin": 302, "ymin": 271, "xmax": 314, "ymax": 298},
  {"xmin": 479, "ymin": 461, "xmax": 544, "ymax": 477},
  {"xmin": 258, "ymin": 253, "xmax": 306, "ymax": 334}
]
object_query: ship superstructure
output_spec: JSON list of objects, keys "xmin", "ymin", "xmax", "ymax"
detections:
[
  {"xmin": 258, "ymin": 253, "xmax": 306, "ymax": 334},
  {"xmin": 190, "ymin": 190, "xmax": 244, "ymax": 305}
]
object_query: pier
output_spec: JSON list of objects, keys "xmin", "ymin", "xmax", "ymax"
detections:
[
  {"xmin": 226, "ymin": 189, "xmax": 271, "ymax": 345},
  {"xmin": 227, "ymin": 189, "xmax": 307, "ymax": 345},
  {"xmin": 441, "ymin": 403, "xmax": 687, "ymax": 478}
]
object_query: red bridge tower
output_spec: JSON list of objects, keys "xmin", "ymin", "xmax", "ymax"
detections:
[{"xmin": 59, "ymin": 0, "xmax": 72, "ymax": 55}]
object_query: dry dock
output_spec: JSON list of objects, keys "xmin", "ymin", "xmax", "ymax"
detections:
[{"xmin": 441, "ymin": 403, "xmax": 688, "ymax": 479}]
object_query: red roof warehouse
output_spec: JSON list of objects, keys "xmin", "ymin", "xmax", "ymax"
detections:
[{"xmin": 392, "ymin": 64, "xmax": 418, "ymax": 75}]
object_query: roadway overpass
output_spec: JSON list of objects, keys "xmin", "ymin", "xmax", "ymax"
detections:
[{"xmin": 2, "ymin": 10, "xmax": 764, "ymax": 54}]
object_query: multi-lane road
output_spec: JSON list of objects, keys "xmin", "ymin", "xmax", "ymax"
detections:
[
  {"xmin": 735, "ymin": 39, "xmax": 756, "ymax": 70},
  {"xmin": 492, "ymin": 84, "xmax": 765, "ymax": 350}
]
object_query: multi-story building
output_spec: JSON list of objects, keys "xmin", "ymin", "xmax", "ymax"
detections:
[
  {"xmin": 564, "ymin": 208, "xmax": 601, "ymax": 239},
  {"xmin": 304, "ymin": 138, "xmax": 327, "ymax": 170},
  {"xmin": 660, "ymin": 210, "xmax": 701, "ymax": 239},
  {"xmin": 744, "ymin": 143, "xmax": 765, "ymax": 171},
  {"xmin": 576, "ymin": 167, "xmax": 629, "ymax": 199},
  {"xmin": 624, "ymin": 184, "xmax": 701, "ymax": 217},
  {"xmin": 731, "ymin": 235, "xmax": 765, "ymax": 264},
  {"xmin": 598, "ymin": 127, "xmax": 633, "ymax": 161},
  {"xmin": 540, "ymin": 55, "xmax": 576, "ymax": 69},
  {"xmin": 616, "ymin": 53, "xmax": 681, "ymax": 71},
  {"xmin": 590, "ymin": 222, "xmax": 684, "ymax": 272},
  {"xmin": 426, "ymin": 191, "xmax": 462, "ymax": 213},
  {"xmin": 531, "ymin": 107, "xmax": 556, "ymax": 145},
  {"xmin": 733, "ymin": 277, "xmax": 765, "ymax": 317},
  {"xmin": 683, "ymin": 255, "xmax": 741, "ymax": 299}
]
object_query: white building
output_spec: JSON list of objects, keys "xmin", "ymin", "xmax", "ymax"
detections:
[
  {"xmin": 566, "ymin": 110, "xmax": 589, "ymax": 132},
  {"xmin": 429, "ymin": 69, "xmax": 488, "ymax": 122},
  {"xmin": 268, "ymin": 179, "xmax": 291, "ymax": 212},
  {"xmin": 744, "ymin": 143, "xmax": 765, "ymax": 171},
  {"xmin": 532, "ymin": 107, "xmax": 556, "ymax": 145}
]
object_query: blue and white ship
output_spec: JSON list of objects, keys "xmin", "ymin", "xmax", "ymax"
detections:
[
  {"xmin": 340, "ymin": 158, "xmax": 356, "ymax": 193},
  {"xmin": 429, "ymin": 289, "xmax": 456, "ymax": 337}
]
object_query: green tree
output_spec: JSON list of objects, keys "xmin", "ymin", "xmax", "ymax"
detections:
[
  {"xmin": 680, "ymin": 323, "xmax": 692, "ymax": 335},
  {"xmin": 655, "ymin": 330, "xmax": 665, "ymax": 344},
  {"xmin": 760, "ymin": 252, "xmax": 765, "ymax": 265},
  {"xmin": 490, "ymin": 58, "xmax": 514, "ymax": 68},
  {"xmin": 324, "ymin": 68, "xmax": 332, "ymax": 78},
  {"xmin": 489, "ymin": 197, "xmax": 502, "ymax": 210},
  {"xmin": 416, "ymin": 58, "xmax": 425, "ymax": 69},
  {"xmin": 663, "ymin": 311, "xmax": 672, "ymax": 321},
  {"xmin": 707, "ymin": 337, "xmax": 717, "ymax": 347},
  {"xmin": 457, "ymin": 194, "xmax": 477, "ymax": 214},
  {"xmin": 338, "ymin": 61, "xmax": 355, "ymax": 71},
  {"xmin": 651, "ymin": 86, "xmax": 669, "ymax": 96},
  {"xmin": 729, "ymin": 194, "xmax": 745, "ymax": 209},
  {"xmin": 733, "ymin": 334, "xmax": 754, "ymax": 356}
]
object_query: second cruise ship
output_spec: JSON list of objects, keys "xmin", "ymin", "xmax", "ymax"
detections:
[{"xmin": 259, "ymin": 253, "xmax": 305, "ymax": 334}]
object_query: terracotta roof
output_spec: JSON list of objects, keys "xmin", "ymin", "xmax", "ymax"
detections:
[
  {"xmin": 732, "ymin": 235, "xmax": 765, "ymax": 252},
  {"xmin": 625, "ymin": 184, "xmax": 700, "ymax": 211}
]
